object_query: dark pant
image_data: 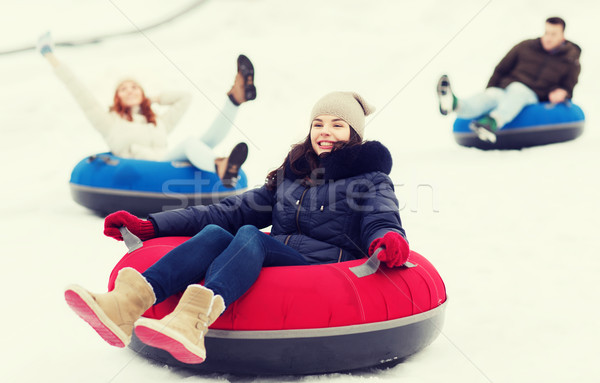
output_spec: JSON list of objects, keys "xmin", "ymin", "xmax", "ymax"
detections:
[{"xmin": 142, "ymin": 224, "xmax": 309, "ymax": 307}]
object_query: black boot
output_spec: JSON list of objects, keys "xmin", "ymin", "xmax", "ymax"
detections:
[
  {"xmin": 221, "ymin": 142, "xmax": 248, "ymax": 188},
  {"xmin": 228, "ymin": 55, "xmax": 256, "ymax": 105}
]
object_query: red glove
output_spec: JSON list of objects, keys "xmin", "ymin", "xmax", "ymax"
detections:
[
  {"xmin": 103, "ymin": 210, "xmax": 156, "ymax": 241},
  {"xmin": 369, "ymin": 232, "xmax": 410, "ymax": 268}
]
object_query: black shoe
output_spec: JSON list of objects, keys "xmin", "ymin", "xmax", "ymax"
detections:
[
  {"xmin": 437, "ymin": 74, "xmax": 457, "ymax": 116},
  {"xmin": 238, "ymin": 54, "xmax": 256, "ymax": 102},
  {"xmin": 222, "ymin": 142, "xmax": 248, "ymax": 188}
]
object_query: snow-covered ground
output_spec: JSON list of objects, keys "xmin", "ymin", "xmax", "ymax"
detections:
[{"xmin": 1, "ymin": 0, "xmax": 599, "ymax": 382}]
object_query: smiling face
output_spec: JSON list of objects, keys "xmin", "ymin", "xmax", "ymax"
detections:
[
  {"xmin": 115, "ymin": 80, "xmax": 144, "ymax": 108},
  {"xmin": 541, "ymin": 22, "xmax": 565, "ymax": 52},
  {"xmin": 310, "ymin": 114, "xmax": 351, "ymax": 155}
]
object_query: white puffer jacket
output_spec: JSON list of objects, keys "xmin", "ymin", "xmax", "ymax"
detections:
[{"xmin": 53, "ymin": 64, "xmax": 191, "ymax": 160}]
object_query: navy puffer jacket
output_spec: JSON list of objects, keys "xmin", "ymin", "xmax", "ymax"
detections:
[{"xmin": 149, "ymin": 141, "xmax": 406, "ymax": 264}]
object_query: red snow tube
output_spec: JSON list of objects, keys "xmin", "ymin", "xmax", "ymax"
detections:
[{"xmin": 108, "ymin": 236, "xmax": 447, "ymax": 375}]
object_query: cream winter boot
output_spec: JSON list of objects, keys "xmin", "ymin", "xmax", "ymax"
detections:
[
  {"xmin": 64, "ymin": 267, "xmax": 155, "ymax": 348},
  {"xmin": 134, "ymin": 285, "xmax": 225, "ymax": 364},
  {"xmin": 208, "ymin": 294, "xmax": 225, "ymax": 326}
]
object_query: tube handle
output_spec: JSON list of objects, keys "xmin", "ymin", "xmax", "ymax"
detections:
[
  {"xmin": 119, "ymin": 227, "xmax": 143, "ymax": 253},
  {"xmin": 349, "ymin": 248, "xmax": 416, "ymax": 278}
]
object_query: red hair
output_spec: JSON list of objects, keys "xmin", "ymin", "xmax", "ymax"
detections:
[{"xmin": 109, "ymin": 82, "xmax": 157, "ymax": 125}]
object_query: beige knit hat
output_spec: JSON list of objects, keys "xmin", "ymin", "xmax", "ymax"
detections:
[{"xmin": 310, "ymin": 91, "xmax": 376, "ymax": 139}]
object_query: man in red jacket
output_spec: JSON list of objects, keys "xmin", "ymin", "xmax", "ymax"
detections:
[{"xmin": 437, "ymin": 17, "xmax": 581, "ymax": 143}]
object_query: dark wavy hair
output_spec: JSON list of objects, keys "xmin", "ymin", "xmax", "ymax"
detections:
[{"xmin": 265, "ymin": 127, "xmax": 362, "ymax": 190}]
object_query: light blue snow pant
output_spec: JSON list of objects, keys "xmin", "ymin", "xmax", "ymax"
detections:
[
  {"xmin": 165, "ymin": 97, "xmax": 239, "ymax": 171},
  {"xmin": 456, "ymin": 82, "xmax": 538, "ymax": 129}
]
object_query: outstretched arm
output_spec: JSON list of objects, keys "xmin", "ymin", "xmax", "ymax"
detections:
[
  {"xmin": 38, "ymin": 32, "xmax": 114, "ymax": 137},
  {"xmin": 149, "ymin": 185, "xmax": 275, "ymax": 237}
]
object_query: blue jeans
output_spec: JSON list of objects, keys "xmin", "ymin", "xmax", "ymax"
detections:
[
  {"xmin": 142, "ymin": 225, "xmax": 310, "ymax": 307},
  {"xmin": 456, "ymin": 82, "xmax": 539, "ymax": 128}
]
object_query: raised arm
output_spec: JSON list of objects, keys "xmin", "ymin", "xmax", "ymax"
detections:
[
  {"xmin": 38, "ymin": 32, "xmax": 114, "ymax": 137},
  {"xmin": 155, "ymin": 91, "xmax": 192, "ymax": 133}
]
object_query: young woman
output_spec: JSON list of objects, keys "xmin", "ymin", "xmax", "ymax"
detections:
[
  {"xmin": 65, "ymin": 91, "xmax": 410, "ymax": 364},
  {"xmin": 38, "ymin": 32, "xmax": 255, "ymax": 186}
]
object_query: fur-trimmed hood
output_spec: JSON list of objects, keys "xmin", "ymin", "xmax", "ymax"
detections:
[{"xmin": 284, "ymin": 141, "xmax": 393, "ymax": 182}]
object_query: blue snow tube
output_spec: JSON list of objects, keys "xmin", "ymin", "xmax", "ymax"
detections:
[
  {"xmin": 453, "ymin": 102, "xmax": 585, "ymax": 150},
  {"xmin": 69, "ymin": 153, "xmax": 248, "ymax": 216}
]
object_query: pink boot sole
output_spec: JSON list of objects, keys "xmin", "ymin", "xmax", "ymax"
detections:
[
  {"xmin": 64, "ymin": 288, "xmax": 126, "ymax": 348},
  {"xmin": 135, "ymin": 325, "xmax": 205, "ymax": 364}
]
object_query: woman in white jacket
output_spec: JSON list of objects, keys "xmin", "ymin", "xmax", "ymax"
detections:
[{"xmin": 38, "ymin": 32, "xmax": 254, "ymax": 187}]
